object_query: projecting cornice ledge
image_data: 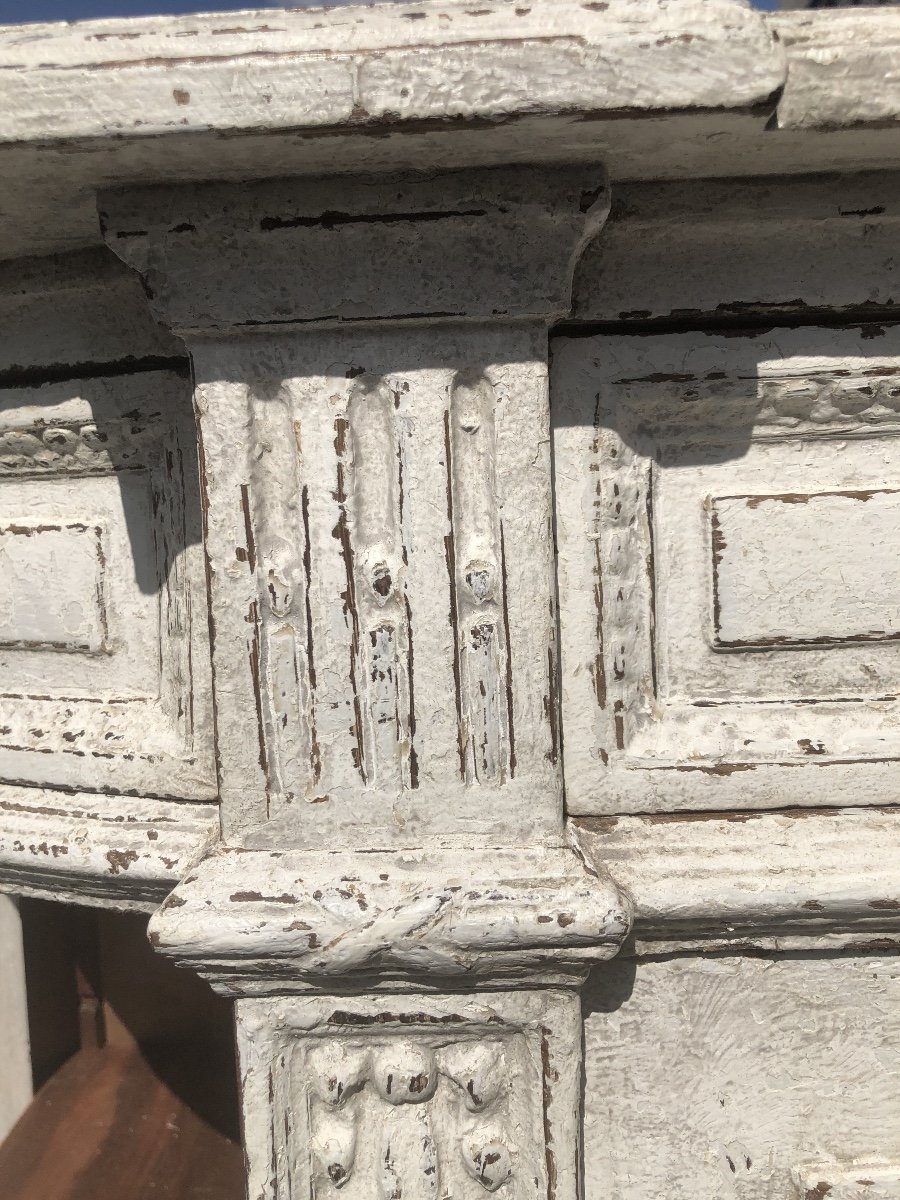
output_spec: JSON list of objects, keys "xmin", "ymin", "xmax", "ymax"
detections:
[
  {"xmin": 148, "ymin": 844, "xmax": 632, "ymax": 996},
  {"xmin": 1, "ymin": 0, "xmax": 785, "ymax": 145}
]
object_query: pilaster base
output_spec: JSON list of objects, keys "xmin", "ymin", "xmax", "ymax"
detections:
[{"xmin": 237, "ymin": 988, "xmax": 583, "ymax": 1200}]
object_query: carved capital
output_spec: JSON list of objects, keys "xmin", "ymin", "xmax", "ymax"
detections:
[
  {"xmin": 100, "ymin": 166, "xmax": 620, "ymax": 1200},
  {"xmin": 99, "ymin": 166, "xmax": 608, "ymax": 333},
  {"xmin": 99, "ymin": 169, "xmax": 607, "ymax": 850}
]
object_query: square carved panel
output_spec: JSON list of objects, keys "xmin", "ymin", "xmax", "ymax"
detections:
[
  {"xmin": 0, "ymin": 371, "xmax": 215, "ymax": 800},
  {"xmin": 552, "ymin": 328, "xmax": 900, "ymax": 813},
  {"xmin": 236, "ymin": 990, "xmax": 581, "ymax": 1200}
]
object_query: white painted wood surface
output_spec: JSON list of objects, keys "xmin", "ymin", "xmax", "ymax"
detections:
[
  {"xmin": 0, "ymin": 894, "xmax": 31, "ymax": 1146},
  {"xmin": 0, "ymin": 789, "xmax": 217, "ymax": 912},
  {"xmin": 238, "ymin": 990, "xmax": 584, "ymax": 1200},
  {"xmin": 553, "ymin": 326, "xmax": 900, "ymax": 813},
  {"xmin": 96, "ymin": 159, "xmax": 630, "ymax": 1200},
  {"xmin": 0, "ymin": 247, "xmax": 180, "ymax": 377},
  {"xmin": 1, "ymin": 5, "xmax": 899, "ymax": 1197},
  {"xmin": 101, "ymin": 166, "xmax": 606, "ymax": 846},
  {"xmin": 148, "ymin": 844, "xmax": 630, "ymax": 993},
  {"xmin": 572, "ymin": 173, "xmax": 900, "ymax": 324},
  {"xmin": 773, "ymin": 9, "xmax": 900, "ymax": 131},
  {"xmin": 574, "ymin": 808, "xmax": 900, "ymax": 953},
  {"xmin": 3, "ymin": 2, "xmax": 900, "ymax": 266},
  {"xmin": 0, "ymin": 370, "xmax": 215, "ymax": 800},
  {"xmin": 583, "ymin": 954, "xmax": 900, "ymax": 1200}
]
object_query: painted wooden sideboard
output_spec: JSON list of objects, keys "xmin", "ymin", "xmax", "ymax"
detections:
[{"xmin": 0, "ymin": 2, "xmax": 898, "ymax": 1198}]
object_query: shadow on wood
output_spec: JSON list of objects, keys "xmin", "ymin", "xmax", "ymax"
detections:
[{"xmin": 0, "ymin": 1041, "xmax": 245, "ymax": 1200}]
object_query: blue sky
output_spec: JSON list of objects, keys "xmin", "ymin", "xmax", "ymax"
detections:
[{"xmin": 0, "ymin": 0, "xmax": 780, "ymax": 26}]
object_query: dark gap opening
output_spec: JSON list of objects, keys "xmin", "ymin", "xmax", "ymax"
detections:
[{"xmin": 2, "ymin": 898, "xmax": 244, "ymax": 1200}]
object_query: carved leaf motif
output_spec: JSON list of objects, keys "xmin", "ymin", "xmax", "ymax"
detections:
[
  {"xmin": 307, "ymin": 1043, "xmax": 370, "ymax": 1106},
  {"xmin": 312, "ymin": 1112, "xmax": 358, "ymax": 1189},
  {"xmin": 380, "ymin": 1107, "xmax": 439, "ymax": 1200},
  {"xmin": 373, "ymin": 1042, "xmax": 438, "ymax": 1105},
  {"xmin": 461, "ymin": 1133, "xmax": 513, "ymax": 1192},
  {"xmin": 441, "ymin": 1041, "xmax": 506, "ymax": 1112}
]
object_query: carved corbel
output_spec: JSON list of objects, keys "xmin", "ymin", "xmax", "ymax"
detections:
[{"xmin": 99, "ymin": 164, "xmax": 629, "ymax": 1200}]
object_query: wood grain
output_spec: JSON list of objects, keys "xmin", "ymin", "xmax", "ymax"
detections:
[{"xmin": 0, "ymin": 1042, "xmax": 244, "ymax": 1200}]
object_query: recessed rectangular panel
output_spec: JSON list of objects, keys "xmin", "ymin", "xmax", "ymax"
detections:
[
  {"xmin": 711, "ymin": 489, "xmax": 900, "ymax": 650},
  {"xmin": 551, "ymin": 327, "xmax": 900, "ymax": 814},
  {"xmin": 0, "ymin": 371, "xmax": 215, "ymax": 801},
  {"xmin": 0, "ymin": 521, "xmax": 107, "ymax": 653}
]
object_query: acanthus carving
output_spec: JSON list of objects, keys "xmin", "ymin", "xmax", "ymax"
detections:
[
  {"xmin": 306, "ymin": 1038, "xmax": 513, "ymax": 1196},
  {"xmin": 238, "ymin": 992, "xmax": 576, "ymax": 1200}
]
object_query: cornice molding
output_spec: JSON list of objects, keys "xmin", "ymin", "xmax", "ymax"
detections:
[
  {"xmin": 0, "ymin": 1, "xmax": 784, "ymax": 143},
  {"xmin": 573, "ymin": 808, "xmax": 900, "ymax": 954},
  {"xmin": 0, "ymin": 787, "xmax": 217, "ymax": 913}
]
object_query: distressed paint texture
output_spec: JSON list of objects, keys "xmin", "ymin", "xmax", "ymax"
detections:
[
  {"xmin": 101, "ymin": 166, "xmax": 606, "ymax": 846},
  {"xmin": 0, "ymin": 789, "xmax": 218, "ymax": 912},
  {"xmin": 97, "ymin": 157, "xmax": 629, "ymax": 1200},
  {"xmin": 573, "ymin": 808, "xmax": 900, "ymax": 954},
  {"xmin": 552, "ymin": 326, "xmax": 900, "ymax": 813},
  {"xmin": 148, "ymin": 844, "xmax": 630, "ymax": 993},
  {"xmin": 0, "ymin": 370, "xmax": 214, "ymax": 800},
  {"xmin": 583, "ymin": 955, "xmax": 900, "ymax": 1200},
  {"xmin": 0, "ymin": 0, "xmax": 789, "ymax": 263},
  {"xmin": 572, "ymin": 174, "xmax": 900, "ymax": 326},
  {"xmin": 237, "ymin": 991, "xmax": 583, "ymax": 1200},
  {"xmin": 4, "ymin": 11, "xmax": 900, "ymax": 1199},
  {"xmin": 186, "ymin": 330, "xmax": 558, "ymax": 846}
]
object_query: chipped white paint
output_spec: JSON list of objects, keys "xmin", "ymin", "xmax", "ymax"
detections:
[
  {"xmin": 102, "ymin": 166, "xmax": 605, "ymax": 846},
  {"xmin": 0, "ymin": 371, "xmax": 215, "ymax": 800},
  {"xmin": 237, "ymin": 990, "xmax": 583, "ymax": 1200},
  {"xmin": 0, "ymin": 0, "xmax": 787, "ymax": 262},
  {"xmin": 572, "ymin": 173, "xmax": 900, "ymax": 325},
  {"xmin": 148, "ymin": 844, "xmax": 630, "ymax": 993},
  {"xmin": 0, "ymin": 0, "xmax": 783, "ymax": 142},
  {"xmin": 0, "ymin": 894, "xmax": 31, "ymax": 1145},
  {"xmin": 772, "ymin": 9, "xmax": 900, "ymax": 132},
  {"xmin": 184, "ymin": 330, "xmax": 560, "ymax": 847},
  {"xmin": 5, "ymin": 2, "xmax": 900, "ymax": 265},
  {"xmin": 0, "ymin": 789, "xmax": 217, "ymax": 912},
  {"xmin": 582, "ymin": 955, "xmax": 900, "ymax": 1200},
  {"xmin": 553, "ymin": 325, "xmax": 900, "ymax": 813},
  {"xmin": 573, "ymin": 808, "xmax": 900, "ymax": 953},
  {"xmin": 793, "ymin": 1165, "xmax": 900, "ymax": 1200},
  {"xmin": 3, "ymin": 5, "xmax": 900, "ymax": 1196},
  {"xmin": 96, "ymin": 156, "xmax": 630, "ymax": 1200}
]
